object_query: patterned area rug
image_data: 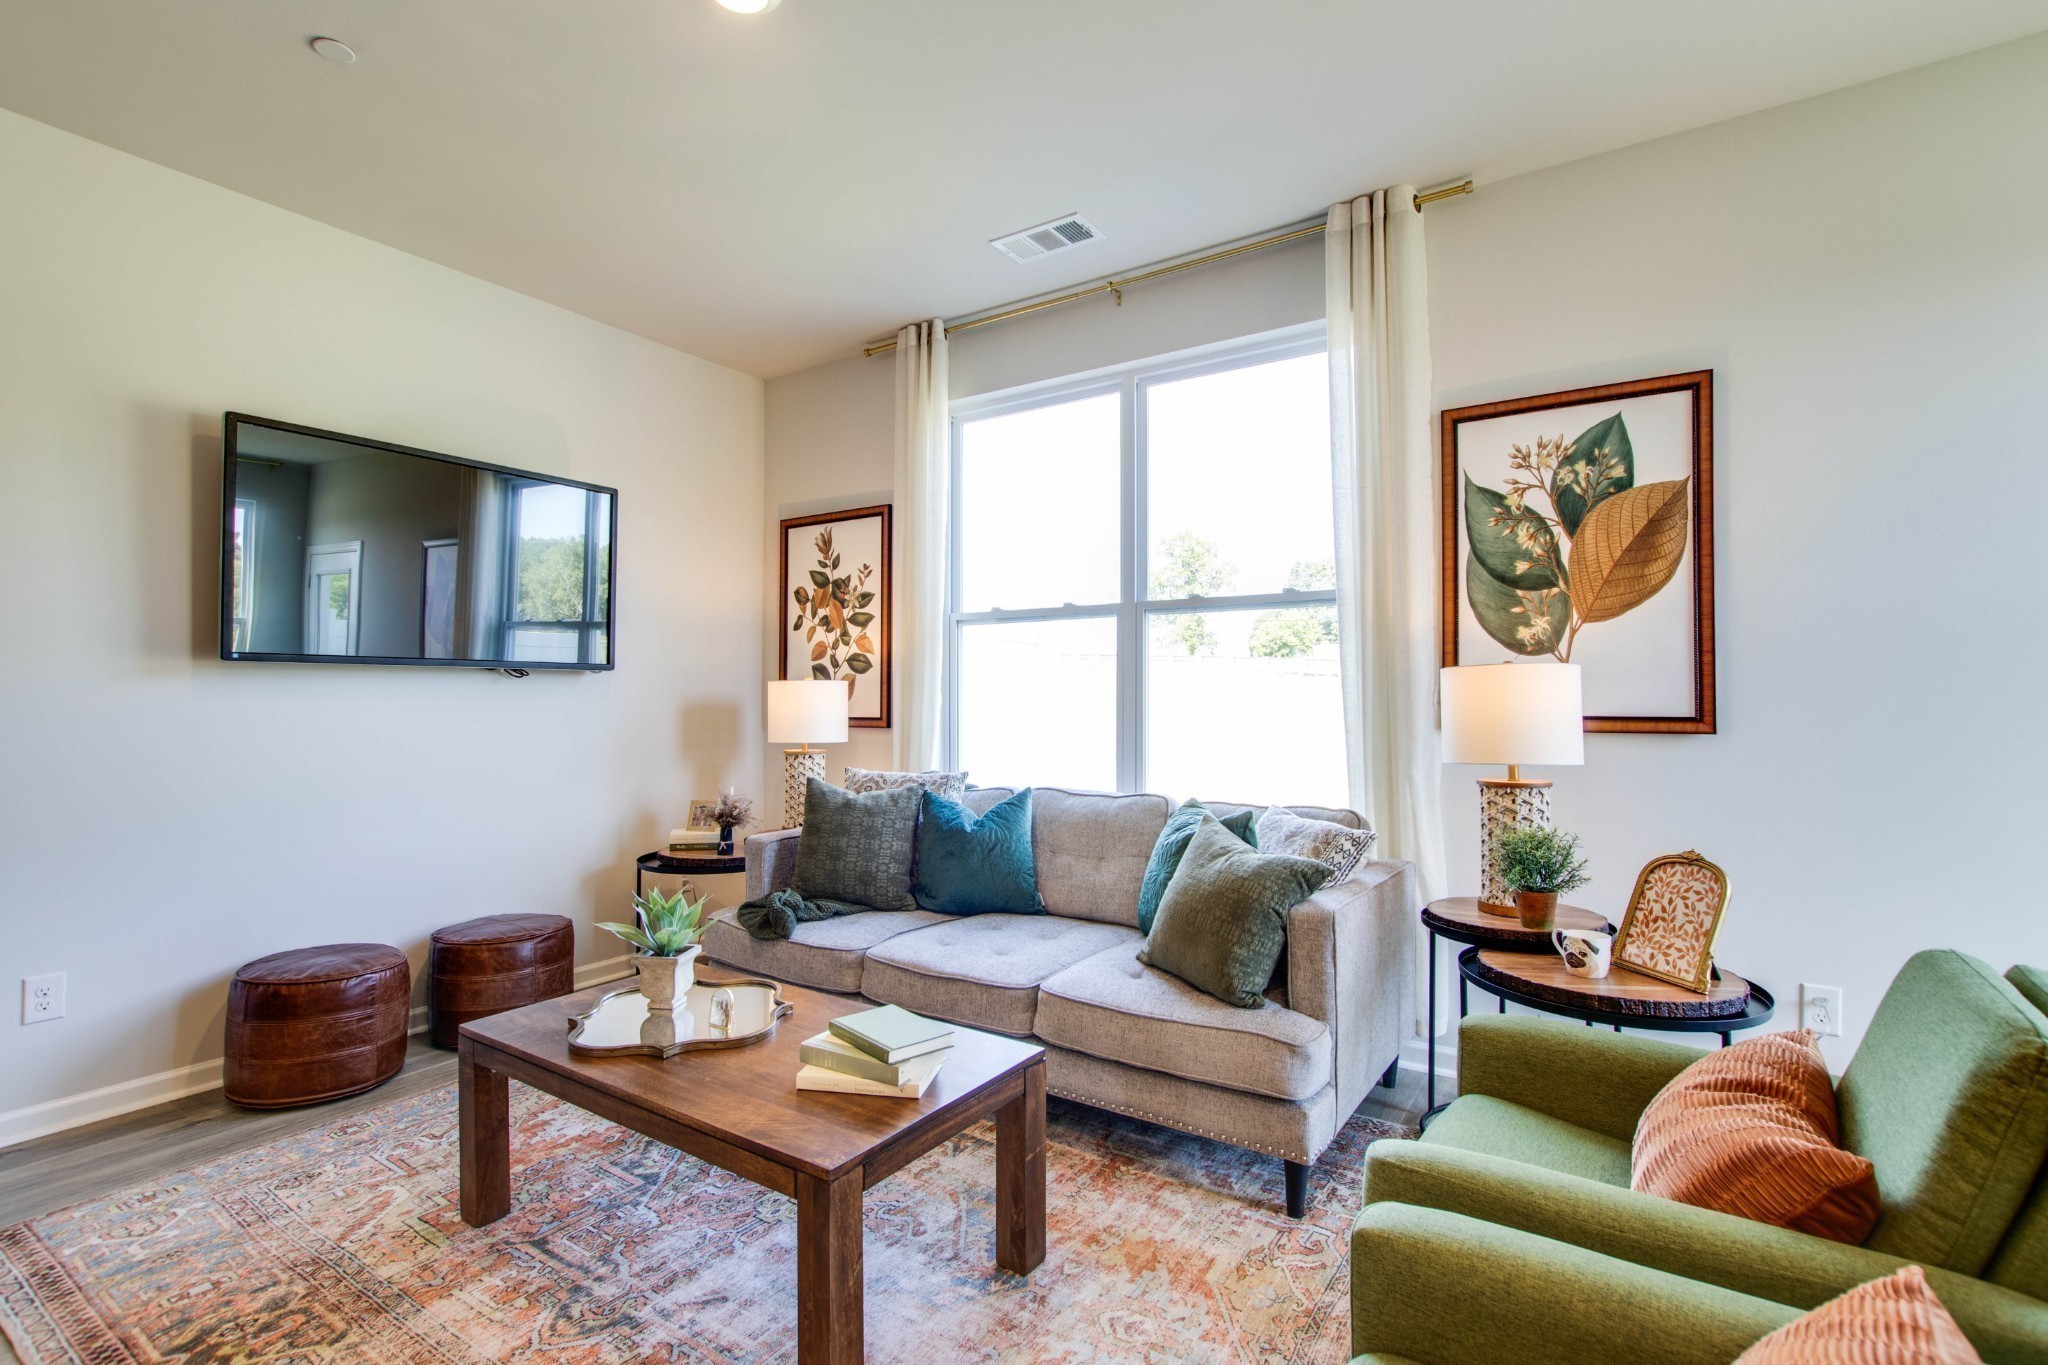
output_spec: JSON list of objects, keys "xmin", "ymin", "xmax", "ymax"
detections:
[{"xmin": 0, "ymin": 1083, "xmax": 1409, "ymax": 1363}]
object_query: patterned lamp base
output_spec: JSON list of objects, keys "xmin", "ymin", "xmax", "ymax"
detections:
[
  {"xmin": 1478, "ymin": 779, "xmax": 1552, "ymax": 915},
  {"xmin": 782, "ymin": 748, "xmax": 826, "ymax": 828}
]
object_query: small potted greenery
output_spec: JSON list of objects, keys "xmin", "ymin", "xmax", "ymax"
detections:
[
  {"xmin": 599, "ymin": 886, "xmax": 710, "ymax": 1011},
  {"xmin": 1496, "ymin": 826, "xmax": 1591, "ymax": 930}
]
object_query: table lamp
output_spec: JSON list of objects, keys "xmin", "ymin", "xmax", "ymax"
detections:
[
  {"xmin": 1441, "ymin": 663, "xmax": 1584, "ymax": 916},
  {"xmin": 767, "ymin": 679, "xmax": 849, "ymax": 828}
]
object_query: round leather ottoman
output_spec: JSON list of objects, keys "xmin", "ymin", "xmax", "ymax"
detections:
[
  {"xmin": 225, "ymin": 943, "xmax": 410, "ymax": 1109},
  {"xmin": 428, "ymin": 913, "xmax": 574, "ymax": 1048}
]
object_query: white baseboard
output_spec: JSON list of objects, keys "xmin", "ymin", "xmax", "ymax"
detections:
[
  {"xmin": 0, "ymin": 954, "xmax": 642, "ymax": 1151},
  {"xmin": 1397, "ymin": 1032, "xmax": 1458, "ymax": 1080},
  {"xmin": 0, "ymin": 1057, "xmax": 228, "ymax": 1151}
]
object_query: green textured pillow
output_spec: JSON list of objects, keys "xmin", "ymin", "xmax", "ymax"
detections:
[
  {"xmin": 790, "ymin": 778, "xmax": 919, "ymax": 911},
  {"xmin": 1136, "ymin": 799, "xmax": 1258, "ymax": 934},
  {"xmin": 913, "ymin": 788, "xmax": 1044, "ymax": 916},
  {"xmin": 1140, "ymin": 814, "xmax": 1330, "ymax": 1008}
]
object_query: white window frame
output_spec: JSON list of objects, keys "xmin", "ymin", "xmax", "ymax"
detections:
[{"xmin": 944, "ymin": 322, "xmax": 1334, "ymax": 792}]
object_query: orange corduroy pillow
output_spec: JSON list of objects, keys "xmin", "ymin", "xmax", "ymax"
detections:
[
  {"xmin": 1736, "ymin": 1265, "xmax": 1981, "ymax": 1363},
  {"xmin": 1632, "ymin": 1028, "xmax": 1879, "ymax": 1243}
]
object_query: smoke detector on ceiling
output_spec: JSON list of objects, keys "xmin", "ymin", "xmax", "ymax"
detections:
[
  {"xmin": 990, "ymin": 214, "xmax": 1101, "ymax": 263},
  {"xmin": 309, "ymin": 37, "xmax": 357, "ymax": 63}
]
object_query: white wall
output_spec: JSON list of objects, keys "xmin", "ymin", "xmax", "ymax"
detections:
[
  {"xmin": 1428, "ymin": 32, "xmax": 2048, "ymax": 1066},
  {"xmin": 0, "ymin": 106, "xmax": 765, "ymax": 1138},
  {"xmin": 759, "ymin": 33, "xmax": 2048, "ymax": 1066}
]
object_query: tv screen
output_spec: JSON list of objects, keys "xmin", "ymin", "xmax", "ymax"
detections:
[{"xmin": 220, "ymin": 414, "xmax": 616, "ymax": 671}]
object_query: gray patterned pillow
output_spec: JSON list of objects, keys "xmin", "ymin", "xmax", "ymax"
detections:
[
  {"xmin": 791, "ymin": 779, "xmax": 920, "ymax": 911},
  {"xmin": 842, "ymin": 766, "xmax": 969, "ymax": 800},
  {"xmin": 1254, "ymin": 806, "xmax": 1376, "ymax": 883}
]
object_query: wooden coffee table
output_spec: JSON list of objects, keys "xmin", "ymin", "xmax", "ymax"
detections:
[{"xmin": 458, "ymin": 973, "xmax": 1047, "ymax": 1364}]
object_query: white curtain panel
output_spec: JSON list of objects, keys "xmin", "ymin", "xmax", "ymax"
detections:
[
  {"xmin": 1326, "ymin": 189, "xmax": 1450, "ymax": 1029},
  {"xmin": 892, "ymin": 319, "xmax": 950, "ymax": 770}
]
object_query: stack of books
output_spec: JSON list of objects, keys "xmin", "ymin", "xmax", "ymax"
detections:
[{"xmin": 796, "ymin": 1004, "xmax": 953, "ymax": 1098}]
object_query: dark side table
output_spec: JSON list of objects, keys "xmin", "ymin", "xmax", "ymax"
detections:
[
  {"xmin": 1460, "ymin": 948, "xmax": 1776, "ymax": 1048},
  {"xmin": 1420, "ymin": 896, "xmax": 1612, "ymax": 1127},
  {"xmin": 635, "ymin": 847, "xmax": 747, "ymax": 899}
]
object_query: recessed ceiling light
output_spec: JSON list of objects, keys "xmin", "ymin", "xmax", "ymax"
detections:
[
  {"xmin": 714, "ymin": 0, "xmax": 780, "ymax": 13},
  {"xmin": 309, "ymin": 36, "xmax": 357, "ymax": 63}
]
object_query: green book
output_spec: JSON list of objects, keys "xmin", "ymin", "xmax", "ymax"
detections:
[
  {"xmin": 799, "ymin": 1031, "xmax": 951, "ymax": 1087},
  {"xmin": 827, "ymin": 1004, "xmax": 954, "ymax": 1064}
]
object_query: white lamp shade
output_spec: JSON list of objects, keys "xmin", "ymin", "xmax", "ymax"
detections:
[
  {"xmin": 766, "ymin": 680, "xmax": 849, "ymax": 745},
  {"xmin": 1440, "ymin": 663, "xmax": 1584, "ymax": 767}
]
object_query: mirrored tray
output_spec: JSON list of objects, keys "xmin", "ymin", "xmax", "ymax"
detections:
[{"xmin": 566, "ymin": 978, "xmax": 792, "ymax": 1058}]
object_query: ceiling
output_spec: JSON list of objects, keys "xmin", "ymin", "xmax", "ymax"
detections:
[{"xmin": 2, "ymin": 2, "xmax": 2043, "ymax": 378}]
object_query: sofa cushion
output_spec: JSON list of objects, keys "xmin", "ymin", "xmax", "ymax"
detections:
[
  {"xmin": 1136, "ymin": 799, "xmax": 1258, "ymax": 934},
  {"xmin": 1421, "ymin": 1094, "xmax": 1635, "ymax": 1187},
  {"xmin": 1036, "ymin": 940, "xmax": 1332, "ymax": 1102},
  {"xmin": 1632, "ymin": 1030, "xmax": 1879, "ymax": 1245},
  {"xmin": 1140, "ymin": 815, "xmax": 1331, "ymax": 1008},
  {"xmin": 1029, "ymin": 788, "xmax": 1173, "ymax": 926},
  {"xmin": 861, "ymin": 914, "xmax": 1140, "ymax": 1036},
  {"xmin": 912, "ymin": 788, "xmax": 1044, "ymax": 916},
  {"xmin": 1987, "ymin": 965, "xmax": 2048, "ymax": 1300},
  {"xmin": 701, "ymin": 906, "xmax": 944, "ymax": 995},
  {"xmin": 1255, "ymin": 805, "xmax": 1378, "ymax": 883},
  {"xmin": 1838, "ymin": 950, "xmax": 2048, "ymax": 1274},
  {"xmin": 790, "ymin": 778, "xmax": 920, "ymax": 911},
  {"xmin": 962, "ymin": 785, "xmax": 1017, "ymax": 815}
]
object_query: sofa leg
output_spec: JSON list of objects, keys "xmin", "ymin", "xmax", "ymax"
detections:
[
  {"xmin": 1378, "ymin": 1058, "xmax": 1400, "ymax": 1089},
  {"xmin": 1283, "ymin": 1160, "xmax": 1309, "ymax": 1219}
]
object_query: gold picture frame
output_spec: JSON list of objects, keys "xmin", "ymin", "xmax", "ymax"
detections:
[
  {"xmin": 685, "ymin": 800, "xmax": 719, "ymax": 831},
  {"xmin": 1612, "ymin": 850, "xmax": 1730, "ymax": 994}
]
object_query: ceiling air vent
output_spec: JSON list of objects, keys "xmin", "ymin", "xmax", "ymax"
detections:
[{"xmin": 990, "ymin": 214, "xmax": 1101, "ymax": 263}]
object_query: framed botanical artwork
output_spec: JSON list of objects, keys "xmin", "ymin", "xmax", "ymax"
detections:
[
  {"xmin": 1441, "ymin": 372, "xmax": 1715, "ymax": 733},
  {"xmin": 779, "ymin": 504, "xmax": 891, "ymax": 728},
  {"xmin": 1612, "ymin": 850, "xmax": 1731, "ymax": 994}
]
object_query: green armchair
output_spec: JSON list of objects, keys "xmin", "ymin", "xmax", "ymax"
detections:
[{"xmin": 1352, "ymin": 950, "xmax": 2048, "ymax": 1363}]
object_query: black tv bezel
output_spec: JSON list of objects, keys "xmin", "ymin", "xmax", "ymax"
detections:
[{"xmin": 219, "ymin": 412, "xmax": 619, "ymax": 672}]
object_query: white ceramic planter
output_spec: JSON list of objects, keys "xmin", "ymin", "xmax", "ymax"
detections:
[{"xmin": 636, "ymin": 945, "xmax": 701, "ymax": 1011}]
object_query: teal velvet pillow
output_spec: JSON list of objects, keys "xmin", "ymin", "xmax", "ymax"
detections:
[
  {"xmin": 1135, "ymin": 799, "xmax": 1259, "ymax": 934},
  {"xmin": 912, "ymin": 787, "xmax": 1045, "ymax": 916},
  {"xmin": 1140, "ymin": 814, "xmax": 1332, "ymax": 1008}
]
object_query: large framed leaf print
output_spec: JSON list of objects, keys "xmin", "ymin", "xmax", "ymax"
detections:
[
  {"xmin": 1441, "ymin": 372, "xmax": 1715, "ymax": 733},
  {"xmin": 780, "ymin": 504, "xmax": 891, "ymax": 728}
]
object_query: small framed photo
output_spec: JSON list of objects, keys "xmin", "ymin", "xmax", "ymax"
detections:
[
  {"xmin": 686, "ymin": 800, "xmax": 719, "ymax": 831},
  {"xmin": 1612, "ymin": 851, "xmax": 1731, "ymax": 994}
]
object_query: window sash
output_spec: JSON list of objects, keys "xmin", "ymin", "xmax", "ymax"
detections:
[{"xmin": 945, "ymin": 324, "xmax": 1331, "ymax": 792}]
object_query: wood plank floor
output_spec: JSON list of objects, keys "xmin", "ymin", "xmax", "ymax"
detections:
[{"xmin": 0, "ymin": 1043, "xmax": 1445, "ymax": 1365}]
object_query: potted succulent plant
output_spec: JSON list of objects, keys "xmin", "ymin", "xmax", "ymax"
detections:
[
  {"xmin": 709, "ymin": 790, "xmax": 756, "ymax": 857},
  {"xmin": 599, "ymin": 886, "xmax": 710, "ymax": 1011},
  {"xmin": 1496, "ymin": 826, "xmax": 1591, "ymax": 930}
]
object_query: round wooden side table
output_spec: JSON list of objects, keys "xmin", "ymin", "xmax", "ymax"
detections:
[
  {"xmin": 1459, "ymin": 948, "xmax": 1776, "ymax": 1045},
  {"xmin": 635, "ymin": 847, "xmax": 747, "ymax": 898},
  {"xmin": 1420, "ymin": 896, "xmax": 1612, "ymax": 1125}
]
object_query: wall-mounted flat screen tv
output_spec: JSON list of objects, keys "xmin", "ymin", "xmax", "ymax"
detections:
[{"xmin": 220, "ymin": 414, "xmax": 617, "ymax": 671}]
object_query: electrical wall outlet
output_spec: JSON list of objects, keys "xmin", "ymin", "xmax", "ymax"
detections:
[
  {"xmin": 1800, "ymin": 983, "xmax": 1843, "ymax": 1038},
  {"xmin": 23, "ymin": 973, "xmax": 65, "ymax": 1024}
]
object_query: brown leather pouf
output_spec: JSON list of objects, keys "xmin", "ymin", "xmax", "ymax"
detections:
[
  {"xmin": 225, "ymin": 943, "xmax": 411, "ymax": 1109},
  {"xmin": 428, "ymin": 913, "xmax": 574, "ymax": 1048}
]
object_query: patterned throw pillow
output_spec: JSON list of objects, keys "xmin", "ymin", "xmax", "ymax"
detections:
[
  {"xmin": 1735, "ymin": 1265, "xmax": 1980, "ymax": 1363},
  {"xmin": 842, "ymin": 766, "xmax": 969, "ymax": 800},
  {"xmin": 1254, "ymin": 806, "xmax": 1376, "ymax": 883},
  {"xmin": 1634, "ymin": 1029, "xmax": 1880, "ymax": 1244},
  {"xmin": 790, "ymin": 778, "xmax": 920, "ymax": 911},
  {"xmin": 1136, "ymin": 799, "xmax": 1259, "ymax": 935},
  {"xmin": 1140, "ymin": 815, "xmax": 1332, "ymax": 1009}
]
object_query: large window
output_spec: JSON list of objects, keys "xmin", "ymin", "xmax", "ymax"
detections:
[{"xmin": 947, "ymin": 329, "xmax": 1347, "ymax": 805}]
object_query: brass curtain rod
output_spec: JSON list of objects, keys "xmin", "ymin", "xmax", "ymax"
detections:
[{"xmin": 862, "ymin": 180, "xmax": 1473, "ymax": 358}]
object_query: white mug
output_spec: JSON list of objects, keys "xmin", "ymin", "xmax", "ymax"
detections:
[{"xmin": 1552, "ymin": 929, "xmax": 1614, "ymax": 979}]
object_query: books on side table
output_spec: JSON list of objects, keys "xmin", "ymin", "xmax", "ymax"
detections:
[{"xmin": 797, "ymin": 1004, "xmax": 953, "ymax": 1098}]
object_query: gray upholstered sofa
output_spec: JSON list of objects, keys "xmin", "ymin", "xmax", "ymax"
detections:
[{"xmin": 702, "ymin": 785, "xmax": 1420, "ymax": 1216}]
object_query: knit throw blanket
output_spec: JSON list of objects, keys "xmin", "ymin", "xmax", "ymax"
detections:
[{"xmin": 734, "ymin": 889, "xmax": 866, "ymax": 940}]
